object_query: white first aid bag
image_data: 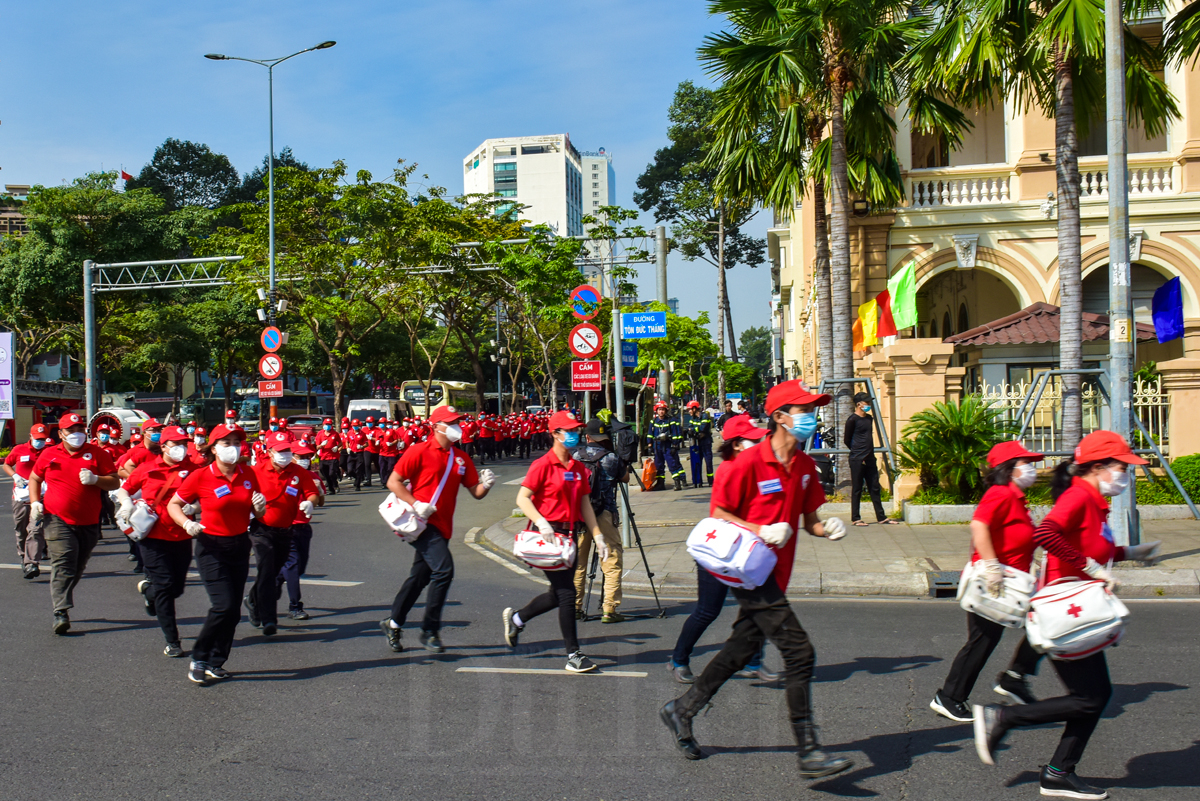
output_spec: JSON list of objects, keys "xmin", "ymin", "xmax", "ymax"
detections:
[
  {"xmin": 120, "ymin": 501, "xmax": 158, "ymax": 542},
  {"xmin": 378, "ymin": 450, "xmax": 454, "ymax": 543},
  {"xmin": 686, "ymin": 518, "xmax": 777, "ymax": 590},
  {"xmin": 957, "ymin": 561, "xmax": 1036, "ymax": 628},
  {"xmin": 1025, "ymin": 578, "xmax": 1129, "ymax": 660},
  {"xmin": 12, "ymin": 483, "xmax": 30, "ymax": 504},
  {"xmin": 513, "ymin": 527, "xmax": 577, "ymax": 571}
]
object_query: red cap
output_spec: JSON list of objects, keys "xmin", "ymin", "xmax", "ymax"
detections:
[
  {"xmin": 265, "ymin": 431, "xmax": 294, "ymax": 450},
  {"xmin": 1074, "ymin": 430, "xmax": 1148, "ymax": 465},
  {"xmin": 686, "ymin": 400, "xmax": 701, "ymax": 409},
  {"xmin": 986, "ymin": 440, "xmax": 1043, "ymax": 468},
  {"xmin": 195, "ymin": 427, "xmax": 207, "ymax": 437},
  {"xmin": 765, "ymin": 379, "xmax": 831, "ymax": 414},
  {"xmin": 323, "ymin": 418, "xmax": 333, "ymax": 424},
  {"xmin": 225, "ymin": 409, "xmax": 238, "ymax": 419},
  {"xmin": 269, "ymin": 417, "xmax": 279, "ymax": 424},
  {"xmin": 721, "ymin": 415, "xmax": 768, "ymax": 441},
  {"xmin": 96, "ymin": 423, "xmax": 110, "ymax": 432},
  {"xmin": 366, "ymin": 416, "xmax": 375, "ymax": 423},
  {"xmin": 208, "ymin": 424, "xmax": 246, "ymax": 442},
  {"xmin": 131, "ymin": 432, "xmax": 143, "ymax": 442},
  {"xmin": 548, "ymin": 410, "xmax": 583, "ymax": 431},
  {"xmin": 30, "ymin": 424, "xmax": 49, "ymax": 438},
  {"xmin": 141, "ymin": 417, "xmax": 164, "ymax": 430},
  {"xmin": 160, "ymin": 425, "xmax": 190, "ymax": 443},
  {"xmin": 293, "ymin": 442, "xmax": 315, "ymax": 456},
  {"xmin": 429, "ymin": 405, "xmax": 465, "ymax": 425},
  {"xmin": 59, "ymin": 412, "xmax": 85, "ymax": 430}
]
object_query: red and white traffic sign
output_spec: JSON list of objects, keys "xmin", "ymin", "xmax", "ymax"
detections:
[
  {"xmin": 261, "ymin": 326, "xmax": 283, "ymax": 353},
  {"xmin": 570, "ymin": 360, "xmax": 602, "ymax": 392},
  {"xmin": 258, "ymin": 380, "xmax": 284, "ymax": 398},
  {"xmin": 259, "ymin": 353, "xmax": 284, "ymax": 380},
  {"xmin": 568, "ymin": 322, "xmax": 603, "ymax": 359},
  {"xmin": 569, "ymin": 284, "xmax": 602, "ymax": 321}
]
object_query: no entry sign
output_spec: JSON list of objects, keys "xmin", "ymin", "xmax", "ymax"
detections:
[
  {"xmin": 571, "ymin": 360, "xmax": 602, "ymax": 391},
  {"xmin": 568, "ymin": 322, "xmax": 603, "ymax": 359},
  {"xmin": 570, "ymin": 284, "xmax": 602, "ymax": 320},
  {"xmin": 259, "ymin": 353, "xmax": 284, "ymax": 380}
]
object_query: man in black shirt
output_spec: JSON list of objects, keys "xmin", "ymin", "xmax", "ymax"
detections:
[
  {"xmin": 716, "ymin": 400, "xmax": 737, "ymax": 432},
  {"xmin": 843, "ymin": 393, "xmax": 896, "ymax": 526}
]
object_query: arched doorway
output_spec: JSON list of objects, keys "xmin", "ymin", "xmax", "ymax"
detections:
[
  {"xmin": 917, "ymin": 267, "xmax": 1023, "ymax": 339},
  {"xmin": 1081, "ymin": 262, "xmax": 1184, "ymax": 363}
]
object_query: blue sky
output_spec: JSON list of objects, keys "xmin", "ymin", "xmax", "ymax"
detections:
[{"xmin": 1, "ymin": 1, "xmax": 772, "ymax": 348}]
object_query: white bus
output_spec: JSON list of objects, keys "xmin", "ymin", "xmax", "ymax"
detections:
[{"xmin": 400, "ymin": 380, "xmax": 478, "ymax": 418}]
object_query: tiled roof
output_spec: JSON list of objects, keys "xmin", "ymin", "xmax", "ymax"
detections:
[{"xmin": 945, "ymin": 302, "xmax": 1156, "ymax": 346}]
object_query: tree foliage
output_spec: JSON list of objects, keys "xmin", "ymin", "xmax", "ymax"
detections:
[{"xmin": 125, "ymin": 138, "xmax": 241, "ymax": 210}]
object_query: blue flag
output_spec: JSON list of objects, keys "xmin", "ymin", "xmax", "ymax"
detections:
[{"xmin": 1152, "ymin": 276, "xmax": 1184, "ymax": 343}]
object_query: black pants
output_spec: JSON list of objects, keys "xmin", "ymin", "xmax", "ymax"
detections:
[
  {"xmin": 850, "ymin": 453, "xmax": 886, "ymax": 522},
  {"xmin": 192, "ymin": 532, "xmax": 251, "ymax": 668},
  {"xmin": 339, "ymin": 451, "xmax": 348, "ymax": 479},
  {"xmin": 379, "ymin": 455, "xmax": 397, "ymax": 483},
  {"xmin": 249, "ymin": 523, "xmax": 293, "ymax": 627},
  {"xmin": 687, "ymin": 580, "xmax": 817, "ymax": 748},
  {"xmin": 140, "ymin": 537, "xmax": 193, "ymax": 645},
  {"xmin": 940, "ymin": 612, "xmax": 1041, "ymax": 703},
  {"xmin": 363, "ymin": 453, "xmax": 379, "ymax": 486},
  {"xmin": 517, "ymin": 562, "xmax": 579, "ymax": 655},
  {"xmin": 348, "ymin": 452, "xmax": 364, "ymax": 490},
  {"xmin": 1001, "ymin": 652, "xmax": 1113, "ymax": 772},
  {"xmin": 320, "ymin": 461, "xmax": 339, "ymax": 494},
  {"xmin": 670, "ymin": 564, "xmax": 761, "ymax": 670},
  {"xmin": 519, "ymin": 438, "xmax": 531, "ymax": 458},
  {"xmin": 278, "ymin": 523, "xmax": 313, "ymax": 610},
  {"xmin": 390, "ymin": 525, "xmax": 454, "ymax": 633}
]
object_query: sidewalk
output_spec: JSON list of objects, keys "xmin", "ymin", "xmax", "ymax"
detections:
[{"xmin": 479, "ymin": 482, "xmax": 1200, "ymax": 598}]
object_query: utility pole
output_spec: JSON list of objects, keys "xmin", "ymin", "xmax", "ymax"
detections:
[
  {"xmin": 83, "ymin": 260, "xmax": 96, "ymax": 421},
  {"xmin": 1105, "ymin": 0, "xmax": 1137, "ymax": 546},
  {"xmin": 656, "ymin": 225, "xmax": 669, "ymax": 403},
  {"xmin": 495, "ymin": 303, "xmax": 504, "ymax": 415}
]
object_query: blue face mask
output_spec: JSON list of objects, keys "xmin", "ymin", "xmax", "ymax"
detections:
[
  {"xmin": 270, "ymin": 426, "xmax": 279, "ymax": 432},
  {"xmin": 323, "ymin": 425, "xmax": 331, "ymax": 431},
  {"xmin": 861, "ymin": 405, "xmax": 872, "ymax": 414},
  {"xmin": 786, "ymin": 411, "xmax": 818, "ymax": 442},
  {"xmin": 187, "ymin": 426, "xmax": 196, "ymax": 434},
  {"xmin": 149, "ymin": 432, "xmax": 161, "ymax": 443},
  {"xmin": 32, "ymin": 439, "xmax": 46, "ymax": 449},
  {"xmin": 560, "ymin": 431, "xmax": 580, "ymax": 448},
  {"xmin": 99, "ymin": 433, "xmax": 110, "ymax": 443}
]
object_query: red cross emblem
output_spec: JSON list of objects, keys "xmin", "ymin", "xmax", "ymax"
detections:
[
  {"xmin": 1067, "ymin": 604, "xmax": 1082, "ymax": 618},
  {"xmin": 536, "ymin": 540, "xmax": 545, "ymax": 547},
  {"xmin": 705, "ymin": 530, "xmax": 718, "ymax": 541}
]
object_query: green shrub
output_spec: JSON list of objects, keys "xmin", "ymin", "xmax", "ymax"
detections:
[
  {"xmin": 1169, "ymin": 453, "xmax": 1200, "ymax": 503},
  {"xmin": 910, "ymin": 486, "xmax": 980, "ymax": 505},
  {"xmin": 895, "ymin": 397, "xmax": 1015, "ymax": 501},
  {"xmin": 1136, "ymin": 479, "xmax": 1182, "ymax": 505}
]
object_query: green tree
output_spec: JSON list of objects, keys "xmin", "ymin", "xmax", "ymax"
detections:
[
  {"xmin": 125, "ymin": 138, "xmax": 241, "ymax": 210},
  {"xmin": 227, "ymin": 147, "xmax": 311, "ymax": 206},
  {"xmin": 190, "ymin": 290, "xmax": 260, "ymax": 410},
  {"xmin": 703, "ymin": 358, "xmax": 756, "ymax": 396},
  {"xmin": 628, "ymin": 301, "xmax": 719, "ymax": 397},
  {"xmin": 896, "ymin": 397, "xmax": 1015, "ymax": 500},
  {"xmin": 739, "ymin": 325, "xmax": 772, "ymax": 376}
]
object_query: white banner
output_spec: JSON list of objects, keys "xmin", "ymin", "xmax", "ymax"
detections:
[{"xmin": 0, "ymin": 332, "xmax": 13, "ymax": 420}]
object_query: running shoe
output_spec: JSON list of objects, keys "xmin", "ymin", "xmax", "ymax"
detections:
[
  {"xmin": 502, "ymin": 607, "xmax": 522, "ymax": 647},
  {"xmin": 1039, "ymin": 766, "xmax": 1109, "ymax": 799},
  {"xmin": 137, "ymin": 579, "xmax": 155, "ymax": 617},
  {"xmin": 379, "ymin": 618, "xmax": 403, "ymax": 653},
  {"xmin": 601, "ymin": 611, "xmax": 628, "ymax": 624},
  {"xmin": 418, "ymin": 630, "xmax": 445, "ymax": 653},
  {"xmin": 930, "ymin": 691, "xmax": 974, "ymax": 722},
  {"xmin": 164, "ymin": 642, "xmax": 184, "ymax": 658},
  {"xmin": 288, "ymin": 607, "xmax": 311, "ymax": 621},
  {"xmin": 737, "ymin": 665, "xmax": 780, "ymax": 681},
  {"xmin": 668, "ymin": 662, "xmax": 695, "ymax": 684},
  {"xmin": 188, "ymin": 661, "xmax": 209, "ymax": 685},
  {"xmin": 973, "ymin": 704, "xmax": 1009, "ymax": 766},
  {"xmin": 205, "ymin": 665, "xmax": 231, "ymax": 681},
  {"xmin": 262, "ymin": 623, "xmax": 277, "ymax": 637},
  {"xmin": 994, "ymin": 669, "xmax": 1038, "ymax": 705},
  {"xmin": 52, "ymin": 612, "xmax": 70, "ymax": 635},
  {"xmin": 565, "ymin": 651, "xmax": 597, "ymax": 673},
  {"xmin": 244, "ymin": 595, "xmax": 261, "ymax": 628}
]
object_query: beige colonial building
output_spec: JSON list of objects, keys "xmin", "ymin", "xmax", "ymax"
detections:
[{"xmin": 768, "ymin": 18, "xmax": 1200, "ymax": 478}]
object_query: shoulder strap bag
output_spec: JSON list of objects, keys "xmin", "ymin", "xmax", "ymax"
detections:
[{"xmin": 379, "ymin": 447, "xmax": 455, "ymax": 543}]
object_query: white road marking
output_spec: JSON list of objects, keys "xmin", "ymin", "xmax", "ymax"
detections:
[
  {"xmin": 502, "ymin": 478, "xmax": 524, "ymax": 485},
  {"xmin": 456, "ymin": 666, "xmax": 647, "ymax": 677},
  {"xmin": 463, "ymin": 526, "xmax": 547, "ymax": 582},
  {"xmin": 0, "ymin": 563, "xmax": 360, "ymax": 586}
]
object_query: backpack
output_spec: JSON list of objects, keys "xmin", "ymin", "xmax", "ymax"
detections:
[
  {"xmin": 609, "ymin": 417, "xmax": 639, "ymax": 465},
  {"xmin": 573, "ymin": 444, "xmax": 616, "ymax": 517}
]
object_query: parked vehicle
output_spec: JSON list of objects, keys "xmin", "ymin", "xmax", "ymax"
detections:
[
  {"xmin": 345, "ymin": 398, "xmax": 415, "ymax": 424},
  {"xmin": 285, "ymin": 414, "xmax": 326, "ymax": 442},
  {"xmin": 399, "ymin": 380, "xmax": 477, "ymax": 418}
]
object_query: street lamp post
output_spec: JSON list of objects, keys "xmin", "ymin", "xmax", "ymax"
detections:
[{"xmin": 205, "ymin": 41, "xmax": 335, "ymax": 419}]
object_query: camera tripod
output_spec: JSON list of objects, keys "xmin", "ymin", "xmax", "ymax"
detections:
[{"xmin": 580, "ymin": 476, "xmax": 666, "ymax": 620}]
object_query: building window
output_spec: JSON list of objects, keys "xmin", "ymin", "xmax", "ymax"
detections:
[
  {"xmin": 593, "ymin": 201, "xmax": 599, "ymax": 207},
  {"xmin": 522, "ymin": 145, "xmax": 548, "ymax": 155},
  {"xmin": 494, "ymin": 161, "xmax": 517, "ymax": 196},
  {"xmin": 592, "ymin": 182, "xmax": 599, "ymax": 188},
  {"xmin": 592, "ymin": 174, "xmax": 598, "ymax": 179},
  {"xmin": 592, "ymin": 192, "xmax": 599, "ymax": 197},
  {"xmin": 958, "ymin": 303, "xmax": 969, "ymax": 334}
]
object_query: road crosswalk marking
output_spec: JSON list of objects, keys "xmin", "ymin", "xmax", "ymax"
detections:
[{"xmin": 456, "ymin": 666, "xmax": 647, "ymax": 677}]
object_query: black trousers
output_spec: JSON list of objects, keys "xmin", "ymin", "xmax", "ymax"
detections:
[
  {"xmin": 1001, "ymin": 652, "xmax": 1113, "ymax": 772},
  {"xmin": 940, "ymin": 612, "xmax": 1041, "ymax": 703},
  {"xmin": 347, "ymin": 452, "xmax": 364, "ymax": 489},
  {"xmin": 363, "ymin": 453, "xmax": 379, "ymax": 485},
  {"xmin": 390, "ymin": 525, "xmax": 454, "ymax": 633},
  {"xmin": 192, "ymin": 532, "xmax": 251, "ymax": 668},
  {"xmin": 140, "ymin": 537, "xmax": 193, "ymax": 645},
  {"xmin": 319, "ymin": 461, "xmax": 339, "ymax": 494},
  {"xmin": 517, "ymin": 560, "xmax": 580, "ymax": 655},
  {"xmin": 278, "ymin": 523, "xmax": 313, "ymax": 610},
  {"xmin": 688, "ymin": 580, "xmax": 817, "ymax": 747},
  {"xmin": 519, "ymin": 438, "xmax": 531, "ymax": 458},
  {"xmin": 249, "ymin": 523, "xmax": 293, "ymax": 626},
  {"xmin": 339, "ymin": 451, "xmax": 348, "ymax": 478},
  {"xmin": 850, "ymin": 452, "xmax": 886, "ymax": 522},
  {"xmin": 379, "ymin": 455, "xmax": 397, "ymax": 483}
]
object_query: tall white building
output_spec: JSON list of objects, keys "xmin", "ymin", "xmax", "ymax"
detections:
[{"xmin": 463, "ymin": 134, "xmax": 586, "ymax": 236}]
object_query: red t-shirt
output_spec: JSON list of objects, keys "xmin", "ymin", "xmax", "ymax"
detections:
[
  {"xmin": 252, "ymin": 461, "xmax": 318, "ymax": 528},
  {"xmin": 175, "ymin": 463, "xmax": 261, "ymax": 537},
  {"xmin": 293, "ymin": 468, "xmax": 322, "ymax": 525},
  {"xmin": 121, "ymin": 446, "xmax": 159, "ymax": 472},
  {"xmin": 521, "ymin": 450, "xmax": 592, "ymax": 526},
  {"xmin": 123, "ymin": 457, "xmax": 194, "ymax": 541},
  {"xmin": 364, "ymin": 428, "xmax": 381, "ymax": 454},
  {"xmin": 709, "ymin": 438, "xmax": 826, "ymax": 592},
  {"xmin": 97, "ymin": 441, "xmax": 128, "ymax": 464},
  {"xmin": 970, "ymin": 483, "xmax": 1036, "ymax": 573},
  {"xmin": 5, "ymin": 442, "xmax": 45, "ymax": 481},
  {"xmin": 316, "ymin": 431, "xmax": 342, "ymax": 461},
  {"xmin": 393, "ymin": 438, "xmax": 479, "ymax": 539},
  {"xmin": 380, "ymin": 429, "xmax": 400, "ymax": 457},
  {"xmin": 32, "ymin": 443, "xmax": 118, "ymax": 526},
  {"xmin": 1042, "ymin": 478, "xmax": 1117, "ymax": 583}
]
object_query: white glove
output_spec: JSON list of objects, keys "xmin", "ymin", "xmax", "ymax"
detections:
[
  {"xmin": 822, "ymin": 517, "xmax": 847, "ymax": 541},
  {"xmin": 595, "ymin": 534, "xmax": 610, "ymax": 562},
  {"xmin": 1084, "ymin": 558, "xmax": 1119, "ymax": 592},
  {"xmin": 183, "ymin": 520, "xmax": 206, "ymax": 538},
  {"xmin": 13, "ymin": 475, "xmax": 27, "ymax": 489},
  {"xmin": 298, "ymin": 499, "xmax": 314, "ymax": 517},
  {"xmin": 251, "ymin": 492, "xmax": 267, "ymax": 514},
  {"xmin": 536, "ymin": 518, "xmax": 556, "ymax": 538},
  {"xmin": 758, "ymin": 522, "xmax": 794, "ymax": 546},
  {"xmin": 114, "ymin": 489, "xmax": 135, "ymax": 523},
  {"xmin": 413, "ymin": 500, "xmax": 437, "ymax": 520},
  {"xmin": 478, "ymin": 469, "xmax": 496, "ymax": 490},
  {"xmin": 1123, "ymin": 541, "xmax": 1162, "ymax": 565},
  {"xmin": 30, "ymin": 501, "xmax": 44, "ymax": 522},
  {"xmin": 981, "ymin": 558, "xmax": 1004, "ymax": 598},
  {"xmin": 79, "ymin": 469, "xmax": 98, "ymax": 485},
  {"xmin": 181, "ymin": 502, "xmax": 199, "ymax": 517}
]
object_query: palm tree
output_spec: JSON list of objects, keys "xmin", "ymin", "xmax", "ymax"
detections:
[{"xmin": 908, "ymin": 0, "xmax": 1177, "ymax": 449}]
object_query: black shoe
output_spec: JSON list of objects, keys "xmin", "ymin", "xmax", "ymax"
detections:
[
  {"xmin": 1039, "ymin": 766, "xmax": 1109, "ymax": 799},
  {"xmin": 673, "ymin": 482, "xmax": 684, "ymax": 491},
  {"xmin": 660, "ymin": 699, "xmax": 703, "ymax": 759},
  {"xmin": 22, "ymin": 564, "xmax": 39, "ymax": 579},
  {"xmin": 565, "ymin": 651, "xmax": 596, "ymax": 673},
  {"xmin": 502, "ymin": 607, "xmax": 523, "ymax": 648},
  {"xmin": 669, "ymin": 662, "xmax": 695, "ymax": 684},
  {"xmin": 995, "ymin": 669, "xmax": 1038, "ymax": 705},
  {"xmin": 137, "ymin": 579, "xmax": 155, "ymax": 617},
  {"xmin": 930, "ymin": 690, "xmax": 973, "ymax": 722},
  {"xmin": 289, "ymin": 608, "xmax": 310, "ymax": 621},
  {"xmin": 244, "ymin": 595, "xmax": 261, "ymax": 628},
  {"xmin": 205, "ymin": 665, "xmax": 231, "ymax": 681},
  {"xmin": 575, "ymin": 608, "xmax": 585, "ymax": 621},
  {"xmin": 380, "ymin": 619, "xmax": 403, "ymax": 652},
  {"xmin": 973, "ymin": 704, "xmax": 1009, "ymax": 766},
  {"xmin": 798, "ymin": 749, "xmax": 854, "ymax": 779},
  {"xmin": 419, "ymin": 630, "xmax": 445, "ymax": 653},
  {"xmin": 262, "ymin": 623, "xmax": 277, "ymax": 637},
  {"xmin": 164, "ymin": 642, "xmax": 184, "ymax": 658},
  {"xmin": 127, "ymin": 554, "xmax": 138, "ymax": 562},
  {"xmin": 736, "ymin": 664, "xmax": 780, "ymax": 682},
  {"xmin": 188, "ymin": 661, "xmax": 209, "ymax": 684},
  {"xmin": 52, "ymin": 612, "xmax": 70, "ymax": 635}
]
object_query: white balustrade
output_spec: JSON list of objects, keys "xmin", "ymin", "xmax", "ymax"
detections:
[
  {"xmin": 910, "ymin": 173, "xmax": 1011, "ymax": 208},
  {"xmin": 1079, "ymin": 163, "xmax": 1175, "ymax": 199}
]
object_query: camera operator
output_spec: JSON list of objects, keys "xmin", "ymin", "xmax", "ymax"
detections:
[{"xmin": 572, "ymin": 418, "xmax": 629, "ymax": 623}]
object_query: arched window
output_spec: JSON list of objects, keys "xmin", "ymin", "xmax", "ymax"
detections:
[
  {"xmin": 943, "ymin": 311, "xmax": 953, "ymax": 337},
  {"xmin": 958, "ymin": 303, "xmax": 969, "ymax": 334},
  {"xmin": 929, "ymin": 317, "xmax": 938, "ymax": 339}
]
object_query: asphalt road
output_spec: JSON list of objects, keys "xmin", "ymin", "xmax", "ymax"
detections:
[{"xmin": 1, "ymin": 457, "xmax": 1196, "ymax": 801}]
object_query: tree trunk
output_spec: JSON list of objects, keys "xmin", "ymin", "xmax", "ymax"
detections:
[
  {"xmin": 1056, "ymin": 51, "xmax": 1083, "ymax": 450},
  {"xmin": 828, "ymin": 75, "xmax": 854, "ymax": 487},
  {"xmin": 812, "ymin": 171, "xmax": 834, "ymax": 388},
  {"xmin": 725, "ymin": 296, "xmax": 739, "ymax": 362},
  {"xmin": 716, "ymin": 205, "xmax": 729, "ymax": 409}
]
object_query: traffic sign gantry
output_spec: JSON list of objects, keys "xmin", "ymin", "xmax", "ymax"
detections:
[
  {"xmin": 570, "ymin": 285, "xmax": 602, "ymax": 321},
  {"xmin": 259, "ymin": 353, "xmax": 284, "ymax": 380},
  {"xmin": 261, "ymin": 327, "xmax": 282, "ymax": 353},
  {"xmin": 568, "ymin": 322, "xmax": 603, "ymax": 359}
]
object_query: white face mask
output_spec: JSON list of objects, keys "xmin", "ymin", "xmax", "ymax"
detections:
[
  {"xmin": 1099, "ymin": 467, "xmax": 1130, "ymax": 497},
  {"xmin": 166, "ymin": 445, "xmax": 188, "ymax": 463},
  {"xmin": 1012, "ymin": 462, "xmax": 1037, "ymax": 490},
  {"xmin": 194, "ymin": 436, "xmax": 205, "ymax": 446},
  {"xmin": 64, "ymin": 432, "xmax": 87, "ymax": 448},
  {"xmin": 272, "ymin": 450, "xmax": 293, "ymax": 467},
  {"xmin": 215, "ymin": 444, "xmax": 240, "ymax": 465},
  {"xmin": 295, "ymin": 457, "xmax": 311, "ymax": 469},
  {"xmin": 441, "ymin": 423, "xmax": 462, "ymax": 443}
]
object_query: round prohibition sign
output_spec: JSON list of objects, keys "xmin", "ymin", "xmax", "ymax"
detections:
[
  {"xmin": 568, "ymin": 322, "xmax": 603, "ymax": 359},
  {"xmin": 259, "ymin": 353, "xmax": 284, "ymax": 380}
]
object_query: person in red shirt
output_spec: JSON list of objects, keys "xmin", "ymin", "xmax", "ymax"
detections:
[
  {"xmin": 379, "ymin": 420, "xmax": 401, "ymax": 481},
  {"xmin": 315, "ymin": 418, "xmax": 342, "ymax": 495},
  {"xmin": 118, "ymin": 418, "xmax": 165, "ymax": 478},
  {"xmin": 344, "ymin": 421, "xmax": 366, "ymax": 491},
  {"xmin": 93, "ymin": 424, "xmax": 127, "ymax": 529},
  {"xmin": 380, "ymin": 405, "xmax": 494, "ymax": 654},
  {"xmin": 277, "ymin": 441, "xmax": 324, "ymax": 620},
  {"xmin": 362, "ymin": 417, "xmax": 381, "ymax": 487},
  {"xmin": 246, "ymin": 431, "xmax": 319, "ymax": 636},
  {"xmin": 659, "ymin": 380, "xmax": 851, "ymax": 779},
  {"xmin": 338, "ymin": 418, "xmax": 351, "ymax": 478},
  {"xmin": 518, "ymin": 413, "xmax": 533, "ymax": 459},
  {"xmin": 3, "ymin": 423, "xmax": 52, "ymax": 578},
  {"xmin": 29, "ymin": 412, "xmax": 120, "ymax": 634},
  {"xmin": 117, "ymin": 425, "xmax": 196, "ymax": 657},
  {"xmin": 502, "ymin": 410, "xmax": 607, "ymax": 674},
  {"xmin": 477, "ymin": 413, "xmax": 495, "ymax": 462},
  {"xmin": 930, "ymin": 440, "xmax": 1044, "ymax": 724},
  {"xmin": 168, "ymin": 423, "xmax": 265, "ymax": 685},
  {"xmin": 973, "ymin": 431, "xmax": 1162, "ymax": 799}
]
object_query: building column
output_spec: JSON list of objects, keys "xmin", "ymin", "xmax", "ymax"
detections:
[
  {"xmin": 880, "ymin": 339, "xmax": 958, "ymax": 498},
  {"xmin": 1158, "ymin": 357, "xmax": 1200, "ymax": 458}
]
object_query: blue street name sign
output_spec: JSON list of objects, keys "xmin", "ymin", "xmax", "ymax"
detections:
[
  {"xmin": 621, "ymin": 311, "xmax": 667, "ymax": 339},
  {"xmin": 726, "ymin": 392, "xmax": 743, "ymax": 400},
  {"xmin": 621, "ymin": 341, "xmax": 638, "ymax": 368}
]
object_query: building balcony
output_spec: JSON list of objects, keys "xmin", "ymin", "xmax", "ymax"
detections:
[
  {"xmin": 908, "ymin": 164, "xmax": 1013, "ymax": 208},
  {"xmin": 1077, "ymin": 154, "xmax": 1177, "ymax": 200}
]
